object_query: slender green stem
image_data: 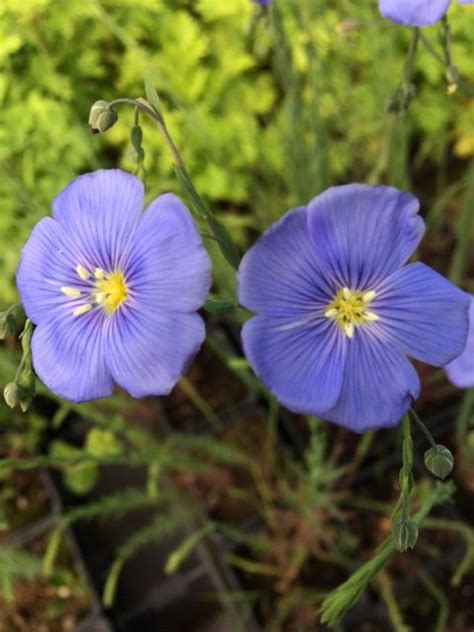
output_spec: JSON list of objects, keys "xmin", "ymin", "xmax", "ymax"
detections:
[
  {"xmin": 410, "ymin": 408, "xmax": 436, "ymax": 449},
  {"xmin": 456, "ymin": 388, "xmax": 474, "ymax": 441},
  {"xmin": 404, "ymin": 28, "xmax": 420, "ymax": 83},
  {"xmin": 177, "ymin": 376, "xmax": 223, "ymax": 432}
]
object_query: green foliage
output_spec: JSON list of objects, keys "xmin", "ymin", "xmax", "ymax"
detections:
[
  {"xmin": 1, "ymin": 0, "xmax": 473, "ymax": 301},
  {"xmin": 0, "ymin": 546, "xmax": 42, "ymax": 600}
]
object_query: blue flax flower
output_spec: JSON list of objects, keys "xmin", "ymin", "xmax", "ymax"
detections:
[
  {"xmin": 379, "ymin": 0, "xmax": 473, "ymax": 27},
  {"xmin": 445, "ymin": 297, "xmax": 474, "ymax": 388},
  {"xmin": 237, "ymin": 185, "xmax": 470, "ymax": 432},
  {"xmin": 17, "ymin": 169, "xmax": 211, "ymax": 403}
]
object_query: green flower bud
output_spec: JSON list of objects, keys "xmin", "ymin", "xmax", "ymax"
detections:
[
  {"xmin": 130, "ymin": 125, "xmax": 143, "ymax": 151},
  {"xmin": 424, "ymin": 444, "xmax": 454, "ymax": 480},
  {"xmin": 0, "ymin": 311, "xmax": 17, "ymax": 339},
  {"xmin": 392, "ymin": 517, "xmax": 418, "ymax": 552},
  {"xmin": 88, "ymin": 100, "xmax": 118, "ymax": 134},
  {"xmin": 4, "ymin": 382, "xmax": 21, "ymax": 409}
]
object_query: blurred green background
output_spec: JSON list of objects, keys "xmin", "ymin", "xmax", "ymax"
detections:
[
  {"xmin": 1, "ymin": 1, "xmax": 474, "ymax": 629},
  {"xmin": 1, "ymin": 0, "xmax": 473, "ymax": 305}
]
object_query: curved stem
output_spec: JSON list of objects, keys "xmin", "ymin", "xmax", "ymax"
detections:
[{"xmin": 107, "ymin": 98, "xmax": 185, "ymax": 171}]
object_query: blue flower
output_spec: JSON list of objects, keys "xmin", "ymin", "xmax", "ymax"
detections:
[
  {"xmin": 379, "ymin": 0, "xmax": 473, "ymax": 27},
  {"xmin": 446, "ymin": 297, "xmax": 474, "ymax": 388},
  {"xmin": 252, "ymin": 0, "xmax": 272, "ymax": 5},
  {"xmin": 237, "ymin": 185, "xmax": 470, "ymax": 432},
  {"xmin": 17, "ymin": 169, "xmax": 211, "ymax": 403}
]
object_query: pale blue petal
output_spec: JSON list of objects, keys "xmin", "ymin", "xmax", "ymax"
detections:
[
  {"xmin": 445, "ymin": 298, "xmax": 474, "ymax": 388},
  {"xmin": 373, "ymin": 263, "xmax": 470, "ymax": 366},
  {"xmin": 241, "ymin": 314, "xmax": 346, "ymax": 414},
  {"xmin": 125, "ymin": 194, "xmax": 211, "ymax": 313},
  {"xmin": 105, "ymin": 308, "xmax": 205, "ymax": 398},
  {"xmin": 237, "ymin": 207, "xmax": 334, "ymax": 318},
  {"xmin": 52, "ymin": 169, "xmax": 144, "ymax": 271},
  {"xmin": 323, "ymin": 330, "xmax": 420, "ymax": 432},
  {"xmin": 306, "ymin": 185, "xmax": 424, "ymax": 290},
  {"xmin": 379, "ymin": 0, "xmax": 451, "ymax": 26},
  {"xmin": 16, "ymin": 217, "xmax": 89, "ymax": 325},
  {"xmin": 31, "ymin": 309, "xmax": 113, "ymax": 403}
]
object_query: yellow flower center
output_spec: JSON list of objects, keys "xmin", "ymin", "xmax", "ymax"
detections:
[
  {"xmin": 93, "ymin": 269, "xmax": 129, "ymax": 315},
  {"xmin": 61, "ymin": 266, "xmax": 129, "ymax": 317},
  {"xmin": 325, "ymin": 287, "xmax": 378, "ymax": 339}
]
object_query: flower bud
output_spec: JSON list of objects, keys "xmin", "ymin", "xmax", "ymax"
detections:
[
  {"xmin": 4, "ymin": 382, "xmax": 21, "ymax": 409},
  {"xmin": 0, "ymin": 311, "xmax": 17, "ymax": 339},
  {"xmin": 424, "ymin": 444, "xmax": 454, "ymax": 480},
  {"xmin": 392, "ymin": 517, "xmax": 418, "ymax": 552},
  {"xmin": 88, "ymin": 100, "xmax": 118, "ymax": 134}
]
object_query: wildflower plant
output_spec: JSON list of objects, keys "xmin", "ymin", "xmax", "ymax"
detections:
[
  {"xmin": 0, "ymin": 1, "xmax": 473, "ymax": 629},
  {"xmin": 16, "ymin": 169, "xmax": 211, "ymax": 402},
  {"xmin": 237, "ymin": 185, "xmax": 470, "ymax": 432}
]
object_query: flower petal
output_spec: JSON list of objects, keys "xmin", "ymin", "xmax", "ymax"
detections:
[
  {"xmin": 52, "ymin": 169, "xmax": 144, "ymax": 271},
  {"xmin": 323, "ymin": 330, "xmax": 420, "ymax": 432},
  {"xmin": 31, "ymin": 310, "xmax": 113, "ymax": 403},
  {"xmin": 306, "ymin": 185, "xmax": 424, "ymax": 290},
  {"xmin": 241, "ymin": 314, "xmax": 346, "ymax": 414},
  {"xmin": 373, "ymin": 263, "xmax": 470, "ymax": 366},
  {"xmin": 379, "ymin": 0, "xmax": 451, "ymax": 26},
  {"xmin": 105, "ymin": 308, "xmax": 205, "ymax": 398},
  {"xmin": 237, "ymin": 207, "xmax": 334, "ymax": 318},
  {"xmin": 445, "ymin": 297, "xmax": 474, "ymax": 388},
  {"xmin": 126, "ymin": 194, "xmax": 211, "ymax": 312},
  {"xmin": 16, "ymin": 217, "xmax": 88, "ymax": 325}
]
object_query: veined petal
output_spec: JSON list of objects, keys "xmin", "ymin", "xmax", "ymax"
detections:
[
  {"xmin": 372, "ymin": 263, "xmax": 470, "ymax": 366},
  {"xmin": 16, "ymin": 217, "xmax": 88, "ymax": 325},
  {"xmin": 307, "ymin": 185, "xmax": 424, "ymax": 290},
  {"xmin": 445, "ymin": 298, "xmax": 474, "ymax": 388},
  {"xmin": 105, "ymin": 307, "xmax": 205, "ymax": 398},
  {"xmin": 237, "ymin": 207, "xmax": 334, "ymax": 318},
  {"xmin": 126, "ymin": 194, "xmax": 211, "ymax": 312},
  {"xmin": 457, "ymin": 0, "xmax": 474, "ymax": 5},
  {"xmin": 323, "ymin": 330, "xmax": 420, "ymax": 432},
  {"xmin": 31, "ymin": 310, "xmax": 113, "ymax": 403},
  {"xmin": 379, "ymin": 0, "xmax": 451, "ymax": 26},
  {"xmin": 52, "ymin": 170, "xmax": 144, "ymax": 271},
  {"xmin": 241, "ymin": 314, "xmax": 346, "ymax": 414}
]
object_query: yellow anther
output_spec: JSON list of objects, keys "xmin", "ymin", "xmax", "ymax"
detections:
[
  {"xmin": 73, "ymin": 303, "xmax": 93, "ymax": 317},
  {"xmin": 325, "ymin": 286, "xmax": 378, "ymax": 339},
  {"xmin": 94, "ymin": 292, "xmax": 106, "ymax": 304},
  {"xmin": 362, "ymin": 290, "xmax": 376, "ymax": 303},
  {"xmin": 61, "ymin": 286, "xmax": 81, "ymax": 299},
  {"xmin": 76, "ymin": 265, "xmax": 90, "ymax": 281},
  {"xmin": 344, "ymin": 322, "xmax": 354, "ymax": 339},
  {"xmin": 94, "ymin": 268, "xmax": 106, "ymax": 280}
]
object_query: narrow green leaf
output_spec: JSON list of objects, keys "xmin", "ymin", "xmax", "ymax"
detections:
[{"xmin": 144, "ymin": 77, "xmax": 162, "ymax": 116}]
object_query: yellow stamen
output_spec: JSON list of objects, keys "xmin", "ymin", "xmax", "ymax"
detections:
[
  {"xmin": 344, "ymin": 322, "xmax": 354, "ymax": 339},
  {"xmin": 94, "ymin": 268, "xmax": 105, "ymax": 280},
  {"xmin": 362, "ymin": 290, "xmax": 376, "ymax": 303},
  {"xmin": 73, "ymin": 303, "xmax": 93, "ymax": 317},
  {"xmin": 325, "ymin": 287, "xmax": 378, "ymax": 339},
  {"xmin": 76, "ymin": 265, "xmax": 90, "ymax": 281},
  {"xmin": 61, "ymin": 286, "xmax": 81, "ymax": 299}
]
